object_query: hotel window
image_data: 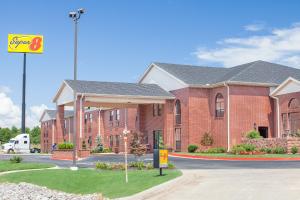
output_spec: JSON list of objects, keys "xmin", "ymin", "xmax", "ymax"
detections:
[
  {"xmin": 288, "ymin": 98, "xmax": 299, "ymax": 109},
  {"xmin": 109, "ymin": 135, "xmax": 114, "ymax": 147},
  {"xmin": 84, "ymin": 114, "xmax": 88, "ymax": 124},
  {"xmin": 215, "ymin": 93, "xmax": 224, "ymax": 118},
  {"xmin": 115, "ymin": 135, "xmax": 120, "ymax": 147},
  {"xmin": 175, "ymin": 100, "xmax": 181, "ymax": 124},
  {"xmin": 157, "ymin": 104, "xmax": 163, "ymax": 116},
  {"xmin": 89, "ymin": 113, "xmax": 93, "ymax": 123},
  {"xmin": 282, "ymin": 113, "xmax": 288, "ymax": 130},
  {"xmin": 153, "ymin": 104, "xmax": 158, "ymax": 116},
  {"xmin": 109, "ymin": 111, "xmax": 114, "ymax": 121},
  {"xmin": 116, "ymin": 109, "xmax": 120, "ymax": 121}
]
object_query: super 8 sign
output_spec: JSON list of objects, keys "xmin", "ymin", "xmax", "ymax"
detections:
[
  {"xmin": 8, "ymin": 34, "xmax": 43, "ymax": 53},
  {"xmin": 159, "ymin": 149, "xmax": 168, "ymax": 168}
]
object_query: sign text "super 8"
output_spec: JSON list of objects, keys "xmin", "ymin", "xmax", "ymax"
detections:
[{"xmin": 8, "ymin": 34, "xmax": 43, "ymax": 54}]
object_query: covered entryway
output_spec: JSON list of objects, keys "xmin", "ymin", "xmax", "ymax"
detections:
[{"xmin": 53, "ymin": 80, "xmax": 175, "ymax": 158}]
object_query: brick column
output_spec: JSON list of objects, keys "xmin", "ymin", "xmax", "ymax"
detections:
[
  {"xmin": 163, "ymin": 99, "xmax": 175, "ymax": 150},
  {"xmin": 56, "ymin": 105, "xmax": 65, "ymax": 144},
  {"xmin": 75, "ymin": 95, "xmax": 85, "ymax": 150}
]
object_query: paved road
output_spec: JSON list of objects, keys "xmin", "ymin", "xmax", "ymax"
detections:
[{"xmin": 1, "ymin": 153, "xmax": 300, "ymax": 169}]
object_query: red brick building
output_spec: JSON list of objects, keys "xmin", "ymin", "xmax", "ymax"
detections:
[{"xmin": 40, "ymin": 60, "xmax": 300, "ymax": 153}]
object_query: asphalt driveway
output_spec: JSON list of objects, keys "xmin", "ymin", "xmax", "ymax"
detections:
[{"xmin": 2, "ymin": 153, "xmax": 300, "ymax": 169}]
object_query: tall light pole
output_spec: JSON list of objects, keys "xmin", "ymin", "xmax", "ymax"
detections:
[{"xmin": 69, "ymin": 8, "xmax": 85, "ymax": 169}]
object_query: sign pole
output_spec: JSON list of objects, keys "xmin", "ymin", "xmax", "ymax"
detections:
[{"xmin": 21, "ymin": 53, "xmax": 26, "ymax": 134}]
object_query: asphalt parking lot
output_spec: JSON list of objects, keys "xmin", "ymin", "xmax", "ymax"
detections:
[{"xmin": 2, "ymin": 153, "xmax": 300, "ymax": 169}]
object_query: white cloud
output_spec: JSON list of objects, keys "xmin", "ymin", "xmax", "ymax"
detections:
[
  {"xmin": 196, "ymin": 23, "xmax": 300, "ymax": 67},
  {"xmin": 244, "ymin": 22, "xmax": 265, "ymax": 32},
  {"xmin": 0, "ymin": 87, "xmax": 48, "ymax": 128}
]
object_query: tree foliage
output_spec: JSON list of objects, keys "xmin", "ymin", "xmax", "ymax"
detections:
[
  {"xmin": 130, "ymin": 132, "xmax": 147, "ymax": 157},
  {"xmin": 0, "ymin": 126, "xmax": 41, "ymax": 145}
]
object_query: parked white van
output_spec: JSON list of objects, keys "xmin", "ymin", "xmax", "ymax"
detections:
[{"xmin": 1, "ymin": 134, "xmax": 30, "ymax": 153}]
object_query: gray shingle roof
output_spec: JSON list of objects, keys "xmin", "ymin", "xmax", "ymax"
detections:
[
  {"xmin": 154, "ymin": 60, "xmax": 300, "ymax": 86},
  {"xmin": 65, "ymin": 80, "xmax": 174, "ymax": 98},
  {"xmin": 44, "ymin": 109, "xmax": 73, "ymax": 120}
]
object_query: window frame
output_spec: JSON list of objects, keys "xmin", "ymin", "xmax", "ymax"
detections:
[
  {"xmin": 215, "ymin": 93, "xmax": 225, "ymax": 118},
  {"xmin": 175, "ymin": 100, "xmax": 181, "ymax": 125}
]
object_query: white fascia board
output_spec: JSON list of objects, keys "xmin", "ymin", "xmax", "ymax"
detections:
[
  {"xmin": 270, "ymin": 77, "xmax": 300, "ymax": 96},
  {"xmin": 54, "ymin": 81, "xmax": 75, "ymax": 106}
]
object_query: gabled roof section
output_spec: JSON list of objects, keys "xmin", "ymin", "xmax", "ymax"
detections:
[
  {"xmin": 149, "ymin": 60, "xmax": 300, "ymax": 87},
  {"xmin": 64, "ymin": 80, "xmax": 174, "ymax": 98},
  {"xmin": 153, "ymin": 62, "xmax": 228, "ymax": 85},
  {"xmin": 40, "ymin": 109, "xmax": 74, "ymax": 122},
  {"xmin": 220, "ymin": 60, "xmax": 300, "ymax": 85},
  {"xmin": 270, "ymin": 77, "xmax": 300, "ymax": 96}
]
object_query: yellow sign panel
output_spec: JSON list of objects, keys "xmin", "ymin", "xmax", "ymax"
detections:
[
  {"xmin": 159, "ymin": 149, "xmax": 168, "ymax": 168},
  {"xmin": 8, "ymin": 34, "xmax": 43, "ymax": 53}
]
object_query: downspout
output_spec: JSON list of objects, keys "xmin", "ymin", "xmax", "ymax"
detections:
[
  {"xmin": 98, "ymin": 108, "xmax": 102, "ymax": 139},
  {"xmin": 68, "ymin": 118, "xmax": 71, "ymax": 142},
  {"xmin": 52, "ymin": 120, "xmax": 55, "ymax": 145},
  {"xmin": 224, "ymin": 82, "xmax": 230, "ymax": 152},
  {"xmin": 271, "ymin": 96, "xmax": 280, "ymax": 138},
  {"xmin": 79, "ymin": 95, "xmax": 84, "ymax": 138}
]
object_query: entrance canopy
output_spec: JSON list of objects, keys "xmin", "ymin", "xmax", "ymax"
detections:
[{"xmin": 53, "ymin": 80, "xmax": 175, "ymax": 107}]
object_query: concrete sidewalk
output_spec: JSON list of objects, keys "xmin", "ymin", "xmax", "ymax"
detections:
[{"xmin": 119, "ymin": 169, "xmax": 300, "ymax": 200}]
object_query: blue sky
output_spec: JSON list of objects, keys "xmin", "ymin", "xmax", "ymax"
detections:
[{"xmin": 1, "ymin": 0, "xmax": 300, "ymax": 127}]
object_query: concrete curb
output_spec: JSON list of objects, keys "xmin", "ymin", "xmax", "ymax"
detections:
[{"xmin": 169, "ymin": 153, "xmax": 300, "ymax": 161}]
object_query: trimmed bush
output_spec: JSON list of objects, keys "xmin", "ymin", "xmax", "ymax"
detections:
[
  {"xmin": 201, "ymin": 132, "xmax": 214, "ymax": 146},
  {"xmin": 206, "ymin": 147, "xmax": 226, "ymax": 153},
  {"xmin": 241, "ymin": 143, "xmax": 256, "ymax": 152},
  {"xmin": 246, "ymin": 130, "xmax": 262, "ymax": 139},
  {"xmin": 260, "ymin": 147, "xmax": 272, "ymax": 154},
  {"xmin": 168, "ymin": 162, "xmax": 176, "ymax": 169},
  {"xmin": 58, "ymin": 143, "xmax": 74, "ymax": 150},
  {"xmin": 188, "ymin": 144, "xmax": 198, "ymax": 153},
  {"xmin": 273, "ymin": 147, "xmax": 286, "ymax": 154},
  {"xmin": 231, "ymin": 145, "xmax": 246, "ymax": 155},
  {"xmin": 291, "ymin": 146, "xmax": 298, "ymax": 154},
  {"xmin": 10, "ymin": 156, "xmax": 22, "ymax": 163}
]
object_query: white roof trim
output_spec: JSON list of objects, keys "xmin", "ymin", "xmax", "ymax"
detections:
[
  {"xmin": 138, "ymin": 63, "xmax": 188, "ymax": 86},
  {"xmin": 270, "ymin": 77, "xmax": 300, "ymax": 96}
]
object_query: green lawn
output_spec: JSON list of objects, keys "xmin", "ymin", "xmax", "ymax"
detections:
[
  {"xmin": 0, "ymin": 169, "xmax": 182, "ymax": 198},
  {"xmin": 176, "ymin": 152, "xmax": 300, "ymax": 158},
  {"xmin": 0, "ymin": 161, "xmax": 55, "ymax": 172}
]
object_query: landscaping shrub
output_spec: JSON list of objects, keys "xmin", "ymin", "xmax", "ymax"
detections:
[
  {"xmin": 231, "ymin": 145, "xmax": 246, "ymax": 154},
  {"xmin": 10, "ymin": 156, "xmax": 22, "ymax": 163},
  {"xmin": 291, "ymin": 146, "xmax": 298, "ymax": 154},
  {"xmin": 200, "ymin": 132, "xmax": 214, "ymax": 146},
  {"xmin": 146, "ymin": 163, "xmax": 154, "ymax": 170},
  {"xmin": 241, "ymin": 143, "xmax": 256, "ymax": 152},
  {"xmin": 58, "ymin": 143, "xmax": 73, "ymax": 150},
  {"xmin": 273, "ymin": 147, "xmax": 286, "ymax": 154},
  {"xmin": 168, "ymin": 162, "xmax": 176, "ymax": 169},
  {"xmin": 260, "ymin": 147, "xmax": 272, "ymax": 154},
  {"xmin": 102, "ymin": 148, "xmax": 112, "ymax": 153},
  {"xmin": 188, "ymin": 144, "xmax": 198, "ymax": 153},
  {"xmin": 246, "ymin": 130, "xmax": 262, "ymax": 139},
  {"xmin": 95, "ymin": 162, "xmax": 109, "ymax": 170},
  {"xmin": 129, "ymin": 161, "xmax": 145, "ymax": 170},
  {"xmin": 206, "ymin": 147, "xmax": 226, "ymax": 153}
]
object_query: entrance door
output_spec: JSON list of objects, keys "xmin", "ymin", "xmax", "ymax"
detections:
[
  {"xmin": 258, "ymin": 127, "xmax": 268, "ymax": 138},
  {"xmin": 175, "ymin": 128, "xmax": 181, "ymax": 152},
  {"xmin": 153, "ymin": 130, "xmax": 162, "ymax": 149}
]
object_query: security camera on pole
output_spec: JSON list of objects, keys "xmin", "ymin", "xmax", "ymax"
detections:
[
  {"xmin": 7, "ymin": 34, "xmax": 44, "ymax": 134},
  {"xmin": 69, "ymin": 8, "xmax": 85, "ymax": 170}
]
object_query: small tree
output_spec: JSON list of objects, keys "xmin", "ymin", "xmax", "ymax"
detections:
[
  {"xmin": 201, "ymin": 132, "xmax": 214, "ymax": 146},
  {"xmin": 130, "ymin": 132, "xmax": 147, "ymax": 159}
]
